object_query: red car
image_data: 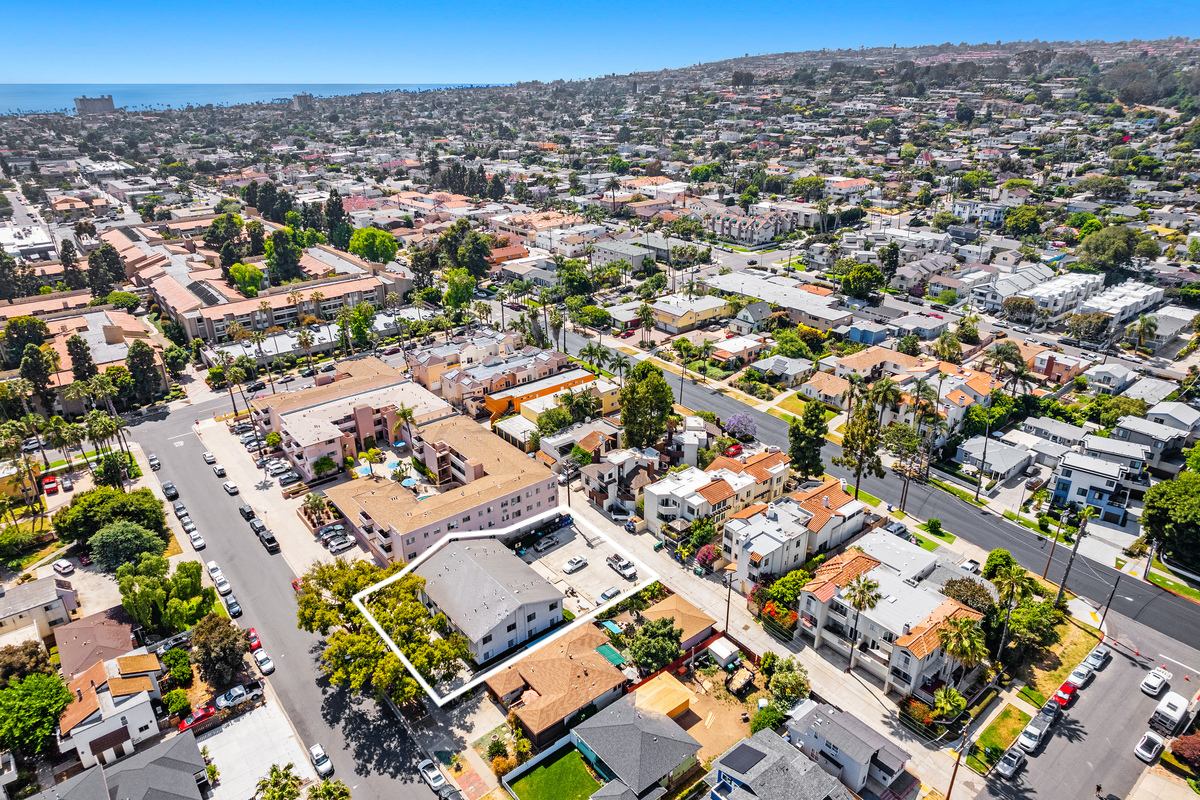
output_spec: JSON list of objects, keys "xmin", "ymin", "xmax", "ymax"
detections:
[
  {"xmin": 42, "ymin": 475, "xmax": 58, "ymax": 494},
  {"xmin": 726, "ymin": 332, "xmax": 736, "ymax": 339},
  {"xmin": 724, "ymin": 443, "xmax": 743, "ymax": 457},
  {"xmin": 79, "ymin": 554, "xmax": 92, "ymax": 567},
  {"xmin": 620, "ymin": 330, "xmax": 635, "ymax": 338},
  {"xmin": 1053, "ymin": 681, "xmax": 1077, "ymax": 707},
  {"xmin": 292, "ymin": 578, "xmax": 305, "ymax": 593},
  {"xmin": 247, "ymin": 628, "xmax": 261, "ymax": 652},
  {"xmin": 179, "ymin": 704, "xmax": 216, "ymax": 731}
]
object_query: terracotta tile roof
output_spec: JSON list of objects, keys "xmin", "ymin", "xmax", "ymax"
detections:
[
  {"xmin": 107, "ymin": 675, "xmax": 154, "ymax": 697},
  {"xmin": 802, "ymin": 548, "xmax": 882, "ymax": 603},
  {"xmin": 836, "ymin": 346, "xmax": 923, "ymax": 373},
  {"xmin": 945, "ymin": 389, "xmax": 974, "ymax": 408},
  {"xmin": 729, "ymin": 503, "xmax": 768, "ymax": 521},
  {"xmin": 894, "ymin": 598, "xmax": 985, "ymax": 659},
  {"xmin": 577, "ymin": 430, "xmax": 605, "ymax": 453},
  {"xmin": 485, "ymin": 625, "xmax": 626, "ymax": 735},
  {"xmin": 789, "ymin": 478, "xmax": 857, "ymax": 534},
  {"xmin": 60, "ymin": 661, "xmax": 107, "ymax": 734},
  {"xmin": 965, "ymin": 374, "xmax": 1002, "ymax": 398},
  {"xmin": 116, "ymin": 654, "xmax": 159, "ymax": 675},
  {"xmin": 696, "ymin": 478, "xmax": 735, "ymax": 505}
]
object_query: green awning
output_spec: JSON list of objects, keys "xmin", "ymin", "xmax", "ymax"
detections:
[{"xmin": 595, "ymin": 643, "xmax": 626, "ymax": 667}]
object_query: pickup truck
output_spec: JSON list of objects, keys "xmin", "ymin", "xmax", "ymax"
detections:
[
  {"xmin": 606, "ymin": 554, "xmax": 637, "ymax": 580},
  {"xmin": 215, "ymin": 680, "xmax": 264, "ymax": 710}
]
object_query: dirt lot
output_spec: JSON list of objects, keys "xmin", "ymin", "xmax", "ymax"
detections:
[{"xmin": 674, "ymin": 670, "xmax": 762, "ymax": 761}]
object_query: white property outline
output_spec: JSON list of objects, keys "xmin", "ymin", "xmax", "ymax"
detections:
[{"xmin": 352, "ymin": 504, "xmax": 661, "ymax": 707}]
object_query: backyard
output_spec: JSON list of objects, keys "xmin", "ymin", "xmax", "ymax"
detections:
[
  {"xmin": 508, "ymin": 746, "xmax": 599, "ymax": 800},
  {"xmin": 1017, "ymin": 616, "xmax": 1102, "ymax": 707},
  {"xmin": 966, "ymin": 704, "xmax": 1031, "ymax": 773}
]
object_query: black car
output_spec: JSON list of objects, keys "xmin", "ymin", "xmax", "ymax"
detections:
[
  {"xmin": 1038, "ymin": 698, "xmax": 1061, "ymax": 726},
  {"xmin": 258, "ymin": 531, "xmax": 280, "ymax": 553},
  {"xmin": 239, "ymin": 505, "xmax": 256, "ymax": 521},
  {"xmin": 249, "ymin": 518, "xmax": 267, "ymax": 534},
  {"xmin": 299, "ymin": 368, "xmax": 314, "ymax": 378},
  {"xmin": 162, "ymin": 482, "xmax": 179, "ymax": 500},
  {"xmin": 246, "ymin": 381, "xmax": 266, "ymax": 392},
  {"xmin": 232, "ymin": 423, "xmax": 254, "ymax": 434},
  {"xmin": 224, "ymin": 594, "xmax": 242, "ymax": 617}
]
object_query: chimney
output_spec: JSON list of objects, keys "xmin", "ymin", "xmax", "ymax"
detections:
[
  {"xmin": 902, "ymin": 623, "xmax": 911, "ymax": 636},
  {"xmin": 822, "ymin": 496, "xmax": 830, "ymax": 508},
  {"xmin": 76, "ymin": 688, "xmax": 82, "ymax": 700}
]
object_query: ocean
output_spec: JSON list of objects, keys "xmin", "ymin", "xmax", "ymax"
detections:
[{"xmin": 0, "ymin": 84, "xmax": 492, "ymax": 115}]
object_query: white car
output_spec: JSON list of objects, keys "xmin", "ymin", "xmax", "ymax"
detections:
[
  {"xmin": 268, "ymin": 462, "xmax": 290, "ymax": 476},
  {"xmin": 1134, "ymin": 731, "xmax": 1165, "ymax": 763},
  {"xmin": 417, "ymin": 760, "xmax": 446, "ymax": 791},
  {"xmin": 180, "ymin": 517, "xmax": 197, "ymax": 534},
  {"xmin": 564, "ymin": 556, "xmax": 588, "ymax": 574},
  {"xmin": 1141, "ymin": 667, "xmax": 1171, "ymax": 696},
  {"xmin": 1065, "ymin": 663, "xmax": 1093, "ymax": 688},
  {"xmin": 203, "ymin": 452, "xmax": 216, "ymax": 464},
  {"xmin": 213, "ymin": 465, "xmax": 226, "ymax": 478},
  {"xmin": 222, "ymin": 482, "xmax": 239, "ymax": 495},
  {"xmin": 309, "ymin": 744, "xmax": 333, "ymax": 777},
  {"xmin": 52, "ymin": 558, "xmax": 75, "ymax": 576},
  {"xmin": 189, "ymin": 531, "xmax": 206, "ymax": 550},
  {"xmin": 253, "ymin": 649, "xmax": 275, "ymax": 675}
]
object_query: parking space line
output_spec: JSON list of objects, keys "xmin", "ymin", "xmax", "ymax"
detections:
[{"xmin": 1158, "ymin": 653, "xmax": 1200, "ymax": 675}]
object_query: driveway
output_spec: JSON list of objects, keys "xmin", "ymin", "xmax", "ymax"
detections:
[
  {"xmin": 522, "ymin": 526, "xmax": 643, "ymax": 611},
  {"xmin": 197, "ymin": 699, "xmax": 318, "ymax": 800},
  {"xmin": 35, "ymin": 559, "xmax": 121, "ymax": 617}
]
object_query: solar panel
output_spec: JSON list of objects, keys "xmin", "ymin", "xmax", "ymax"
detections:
[{"xmin": 723, "ymin": 743, "xmax": 766, "ymax": 774}]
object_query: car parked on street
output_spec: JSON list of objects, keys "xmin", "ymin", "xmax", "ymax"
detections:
[
  {"xmin": 189, "ymin": 531, "xmax": 205, "ymax": 550},
  {"xmin": 239, "ymin": 505, "xmax": 256, "ymax": 520},
  {"xmin": 1066, "ymin": 663, "xmax": 1093, "ymax": 688},
  {"xmin": 1017, "ymin": 717, "xmax": 1049, "ymax": 753},
  {"xmin": 1141, "ymin": 666, "xmax": 1171, "ymax": 696},
  {"xmin": 1135, "ymin": 731, "xmax": 1165, "ymax": 763},
  {"xmin": 148, "ymin": 454, "xmax": 161, "ymax": 470},
  {"xmin": 1053, "ymin": 682, "xmax": 1077, "ymax": 707},
  {"xmin": 994, "ymin": 747, "xmax": 1025, "ymax": 779},
  {"xmin": 203, "ymin": 452, "xmax": 217, "ymax": 464},
  {"xmin": 253, "ymin": 649, "xmax": 275, "ymax": 675},
  {"xmin": 249, "ymin": 518, "xmax": 267, "ymax": 534},
  {"xmin": 215, "ymin": 682, "xmax": 262, "ymax": 709},
  {"xmin": 61, "ymin": 475, "xmax": 73, "ymax": 491},
  {"xmin": 309, "ymin": 744, "xmax": 333, "ymax": 777},
  {"xmin": 213, "ymin": 465, "xmax": 226, "ymax": 478},
  {"xmin": 224, "ymin": 594, "xmax": 242, "ymax": 617},
  {"xmin": 222, "ymin": 482, "xmax": 239, "ymax": 495},
  {"xmin": 1083, "ymin": 644, "xmax": 1111, "ymax": 671},
  {"xmin": 173, "ymin": 501, "xmax": 187, "ymax": 518},
  {"xmin": 1038, "ymin": 698, "xmax": 1061, "ymax": 726},
  {"xmin": 418, "ymin": 760, "xmax": 446, "ymax": 792},
  {"xmin": 163, "ymin": 482, "xmax": 179, "ymax": 500}
]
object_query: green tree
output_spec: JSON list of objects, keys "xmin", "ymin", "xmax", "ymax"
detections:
[
  {"xmin": 0, "ymin": 673, "xmax": 73, "ymax": 755},
  {"xmin": 118, "ymin": 555, "xmax": 216, "ymax": 633},
  {"xmin": 618, "ymin": 361, "xmax": 675, "ymax": 449},
  {"xmin": 767, "ymin": 657, "xmax": 810, "ymax": 706},
  {"xmin": 750, "ymin": 702, "xmax": 785, "ymax": 733},
  {"xmin": 842, "ymin": 263, "xmax": 884, "ymax": 299},
  {"xmin": 937, "ymin": 616, "xmax": 987, "ymax": 687},
  {"xmin": 348, "ymin": 228, "xmax": 398, "ymax": 264},
  {"xmin": 3, "ymin": 316, "xmax": 49, "ymax": 365},
  {"xmin": 878, "ymin": 242, "xmax": 900, "ymax": 283},
  {"xmin": 1143, "ymin": 472, "xmax": 1200, "ymax": 570},
  {"xmin": 930, "ymin": 212, "xmax": 962, "ymax": 232},
  {"xmin": 843, "ymin": 574, "xmax": 881, "ymax": 663},
  {"xmin": 933, "ymin": 330, "xmax": 963, "ymax": 365},
  {"xmin": 832, "ymin": 408, "xmax": 885, "ymax": 501},
  {"xmin": 266, "ymin": 229, "xmax": 303, "ymax": 283},
  {"xmin": 629, "ymin": 617, "xmax": 683, "ymax": 671},
  {"xmin": 1005, "ymin": 206, "xmax": 1042, "ymax": 237},
  {"xmin": 1078, "ymin": 225, "xmax": 1139, "ymax": 272},
  {"xmin": 0, "ymin": 642, "xmax": 53, "ymax": 688},
  {"xmin": 992, "ymin": 562, "xmax": 1039, "ymax": 656},
  {"xmin": 308, "ymin": 779, "xmax": 351, "ymax": 800},
  {"xmin": 53, "ymin": 486, "xmax": 168, "ymax": 545},
  {"xmin": 126, "ymin": 339, "xmax": 161, "ymax": 402},
  {"xmin": 19, "ymin": 343, "xmax": 55, "ymax": 408},
  {"xmin": 766, "ymin": 570, "xmax": 810, "ymax": 607},
  {"xmin": 59, "ymin": 239, "xmax": 86, "ymax": 290},
  {"xmin": 89, "ymin": 521, "xmax": 165, "ymax": 572},
  {"xmin": 66, "ymin": 334, "xmax": 98, "ymax": 382},
  {"xmin": 442, "ymin": 267, "xmax": 476, "ymax": 311},
  {"xmin": 229, "ymin": 263, "xmax": 263, "ymax": 296},
  {"xmin": 896, "ymin": 334, "xmax": 921, "ymax": 357},
  {"xmin": 256, "ymin": 763, "xmax": 302, "ymax": 800},
  {"xmin": 164, "ymin": 688, "xmax": 191, "ymax": 715},
  {"xmin": 457, "ymin": 231, "xmax": 493, "ymax": 280},
  {"xmin": 788, "ymin": 402, "xmax": 827, "ymax": 479},
  {"xmin": 933, "ymin": 686, "xmax": 967, "ymax": 720},
  {"xmin": 191, "ymin": 613, "xmax": 250, "ymax": 687}
]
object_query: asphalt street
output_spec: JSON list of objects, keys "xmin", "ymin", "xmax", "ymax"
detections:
[
  {"xmin": 564, "ymin": 329, "xmax": 1200, "ymax": 656},
  {"xmin": 128, "ymin": 398, "xmax": 434, "ymax": 800}
]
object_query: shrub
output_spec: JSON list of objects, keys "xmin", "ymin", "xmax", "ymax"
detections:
[
  {"xmin": 759, "ymin": 652, "xmax": 778, "ymax": 679},
  {"xmin": 513, "ymin": 739, "xmax": 532, "ymax": 764},
  {"xmin": 750, "ymin": 703, "xmax": 786, "ymax": 733},
  {"xmin": 486, "ymin": 739, "xmax": 508, "ymax": 761},
  {"xmin": 926, "ymin": 518, "xmax": 943, "ymax": 538},
  {"xmin": 164, "ymin": 688, "xmax": 191, "ymax": 715},
  {"xmin": 1173, "ymin": 733, "xmax": 1200, "ymax": 769},
  {"xmin": 161, "ymin": 649, "xmax": 193, "ymax": 686},
  {"xmin": 491, "ymin": 756, "xmax": 515, "ymax": 777}
]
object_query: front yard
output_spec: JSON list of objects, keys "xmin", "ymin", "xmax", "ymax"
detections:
[
  {"xmin": 966, "ymin": 704, "xmax": 1031, "ymax": 773},
  {"xmin": 776, "ymin": 394, "xmax": 838, "ymax": 422},
  {"xmin": 508, "ymin": 747, "xmax": 599, "ymax": 800},
  {"xmin": 1016, "ymin": 616, "xmax": 1102, "ymax": 707}
]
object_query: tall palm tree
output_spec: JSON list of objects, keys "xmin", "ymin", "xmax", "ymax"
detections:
[
  {"xmin": 843, "ymin": 575, "xmax": 881, "ymax": 669},
  {"xmin": 473, "ymin": 301, "xmax": 492, "ymax": 328},
  {"xmin": 287, "ymin": 289, "xmax": 304, "ymax": 316},
  {"xmin": 992, "ymin": 562, "xmax": 1039, "ymax": 659},
  {"xmin": 937, "ymin": 615, "xmax": 987, "ymax": 687},
  {"xmin": 296, "ymin": 328, "xmax": 316, "ymax": 373},
  {"xmin": 1126, "ymin": 313, "xmax": 1158, "ymax": 351},
  {"xmin": 609, "ymin": 353, "xmax": 631, "ymax": 383},
  {"xmin": 15, "ymin": 413, "xmax": 48, "ymax": 469},
  {"xmin": 1005, "ymin": 361, "xmax": 1034, "ymax": 401},
  {"xmin": 336, "ymin": 306, "xmax": 354, "ymax": 357},
  {"xmin": 308, "ymin": 289, "xmax": 332, "ymax": 354},
  {"xmin": 307, "ymin": 779, "xmax": 350, "ymax": 800},
  {"xmin": 43, "ymin": 416, "xmax": 72, "ymax": 471},
  {"xmin": 225, "ymin": 320, "xmax": 247, "ymax": 343},
  {"xmin": 870, "ymin": 376, "xmax": 902, "ymax": 427},
  {"xmin": 61, "ymin": 380, "xmax": 93, "ymax": 414},
  {"xmin": 637, "ymin": 303, "xmax": 655, "ymax": 344},
  {"xmin": 255, "ymin": 763, "xmax": 301, "ymax": 800},
  {"xmin": 548, "ymin": 309, "xmax": 564, "ymax": 352},
  {"xmin": 844, "ymin": 373, "xmax": 867, "ymax": 411},
  {"xmin": 391, "ymin": 402, "xmax": 416, "ymax": 445},
  {"xmin": 605, "ymin": 176, "xmax": 621, "ymax": 212}
]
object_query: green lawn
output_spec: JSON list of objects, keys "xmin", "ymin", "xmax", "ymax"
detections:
[
  {"xmin": 917, "ymin": 522, "xmax": 957, "ymax": 545},
  {"xmin": 509, "ymin": 747, "xmax": 599, "ymax": 800},
  {"xmin": 685, "ymin": 359, "xmax": 735, "ymax": 381},
  {"xmin": 930, "ymin": 478, "xmax": 988, "ymax": 507},
  {"xmin": 1002, "ymin": 510, "xmax": 1044, "ymax": 534},
  {"xmin": 966, "ymin": 705, "xmax": 1031, "ymax": 773},
  {"xmin": 1148, "ymin": 572, "xmax": 1200, "ymax": 604},
  {"xmin": 1017, "ymin": 616, "xmax": 1103, "ymax": 705},
  {"xmin": 851, "ymin": 488, "xmax": 883, "ymax": 508},
  {"xmin": 777, "ymin": 394, "xmax": 838, "ymax": 422},
  {"xmin": 910, "ymin": 532, "xmax": 941, "ymax": 552}
]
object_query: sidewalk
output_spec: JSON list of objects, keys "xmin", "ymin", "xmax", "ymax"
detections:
[
  {"xmin": 1129, "ymin": 767, "xmax": 1200, "ymax": 800},
  {"xmin": 566, "ymin": 490, "xmax": 978, "ymax": 800}
]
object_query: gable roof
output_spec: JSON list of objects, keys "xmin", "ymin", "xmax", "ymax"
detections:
[
  {"xmin": 60, "ymin": 661, "xmax": 107, "ymax": 734},
  {"xmin": 640, "ymin": 594, "xmax": 715, "ymax": 646},
  {"xmin": 573, "ymin": 694, "xmax": 701, "ymax": 794},
  {"xmin": 802, "ymin": 549, "xmax": 882, "ymax": 603},
  {"xmin": 894, "ymin": 597, "xmax": 984, "ymax": 659}
]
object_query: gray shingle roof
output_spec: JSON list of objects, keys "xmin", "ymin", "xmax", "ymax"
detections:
[
  {"xmin": 705, "ymin": 729, "xmax": 856, "ymax": 800},
  {"xmin": 0, "ymin": 576, "xmax": 58, "ymax": 619},
  {"xmin": 573, "ymin": 695, "xmax": 701, "ymax": 795},
  {"xmin": 31, "ymin": 732, "xmax": 206, "ymax": 800},
  {"xmin": 789, "ymin": 702, "xmax": 911, "ymax": 771},
  {"xmin": 417, "ymin": 541, "xmax": 562, "ymax": 642}
]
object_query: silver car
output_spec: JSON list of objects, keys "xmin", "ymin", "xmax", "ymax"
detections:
[
  {"xmin": 994, "ymin": 747, "xmax": 1025, "ymax": 778},
  {"xmin": 309, "ymin": 744, "xmax": 333, "ymax": 777}
]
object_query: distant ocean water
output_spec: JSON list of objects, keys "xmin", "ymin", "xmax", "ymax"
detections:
[{"xmin": 0, "ymin": 84, "xmax": 494, "ymax": 115}]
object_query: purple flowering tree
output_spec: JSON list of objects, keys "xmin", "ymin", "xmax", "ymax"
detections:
[{"xmin": 725, "ymin": 412, "xmax": 757, "ymax": 441}]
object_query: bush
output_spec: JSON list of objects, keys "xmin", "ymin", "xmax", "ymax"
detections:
[
  {"xmin": 164, "ymin": 688, "xmax": 191, "ymax": 715},
  {"xmin": 161, "ymin": 649, "xmax": 193, "ymax": 686},
  {"xmin": 513, "ymin": 739, "xmax": 532, "ymax": 764},
  {"xmin": 486, "ymin": 739, "xmax": 508, "ymax": 761},
  {"xmin": 927, "ymin": 518, "xmax": 943, "ymax": 538},
  {"xmin": 750, "ymin": 703, "xmax": 786, "ymax": 733},
  {"xmin": 1173, "ymin": 733, "xmax": 1200, "ymax": 770},
  {"xmin": 759, "ymin": 651, "xmax": 778, "ymax": 679},
  {"xmin": 491, "ymin": 756, "xmax": 516, "ymax": 777}
]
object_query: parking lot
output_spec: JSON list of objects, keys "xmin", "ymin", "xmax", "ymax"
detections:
[
  {"xmin": 522, "ymin": 522, "xmax": 651, "ymax": 612},
  {"xmin": 196, "ymin": 698, "xmax": 317, "ymax": 800}
]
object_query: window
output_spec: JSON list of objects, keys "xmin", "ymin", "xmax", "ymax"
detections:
[
  {"xmin": 1106, "ymin": 480, "xmax": 1115, "ymax": 487},
  {"xmin": 550, "ymin": 602, "xmax": 558, "ymax": 610},
  {"xmin": 501, "ymin": 500, "xmax": 508, "ymax": 508},
  {"xmin": 507, "ymin": 623, "xmax": 516, "ymax": 632},
  {"xmin": 487, "ymin": 506, "xmax": 493, "ymax": 513},
  {"xmin": 408, "ymin": 553, "xmax": 416, "ymax": 560},
  {"xmin": 405, "ymin": 537, "xmax": 415, "ymax": 545},
  {"xmin": 463, "ymin": 515, "xmax": 471, "ymax": 523},
  {"xmin": 138, "ymin": 724, "xmax": 151, "ymax": 733},
  {"xmin": 1062, "ymin": 469, "xmax": 1073, "ymax": 478},
  {"xmin": 527, "ymin": 612, "xmax": 537, "ymax": 622},
  {"xmin": 826, "ymin": 743, "xmax": 839, "ymax": 756},
  {"xmin": 482, "ymin": 634, "xmax": 492, "ymax": 644},
  {"xmin": 1076, "ymin": 488, "xmax": 1087, "ymax": 496}
]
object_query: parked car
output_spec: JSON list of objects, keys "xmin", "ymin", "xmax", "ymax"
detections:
[
  {"xmin": 606, "ymin": 554, "xmax": 637, "ymax": 579},
  {"xmin": 994, "ymin": 747, "xmax": 1025, "ymax": 779},
  {"xmin": 203, "ymin": 452, "xmax": 217, "ymax": 464},
  {"xmin": 533, "ymin": 535, "xmax": 559, "ymax": 553},
  {"xmin": 564, "ymin": 556, "xmax": 588, "ymax": 573},
  {"xmin": 249, "ymin": 518, "xmax": 267, "ymax": 534},
  {"xmin": 258, "ymin": 531, "xmax": 280, "ymax": 553},
  {"xmin": 148, "ymin": 454, "xmax": 161, "ymax": 470},
  {"xmin": 189, "ymin": 531, "xmax": 206, "ymax": 550},
  {"xmin": 163, "ymin": 482, "xmax": 180, "ymax": 500},
  {"xmin": 253, "ymin": 649, "xmax": 275, "ymax": 675},
  {"xmin": 52, "ymin": 559, "xmax": 74, "ymax": 576},
  {"xmin": 328, "ymin": 536, "xmax": 356, "ymax": 555},
  {"xmin": 224, "ymin": 594, "xmax": 242, "ymax": 617},
  {"xmin": 418, "ymin": 760, "xmax": 446, "ymax": 792},
  {"xmin": 279, "ymin": 375, "xmax": 296, "ymax": 384},
  {"xmin": 180, "ymin": 517, "xmax": 197, "ymax": 534},
  {"xmin": 320, "ymin": 363, "xmax": 337, "ymax": 373},
  {"xmin": 600, "ymin": 586, "xmax": 621, "ymax": 602},
  {"xmin": 309, "ymin": 744, "xmax": 334, "ymax": 777},
  {"xmin": 1037, "ymin": 699, "xmax": 1061, "ymax": 726},
  {"xmin": 239, "ymin": 505, "xmax": 256, "ymax": 520},
  {"xmin": 1052, "ymin": 682, "xmax": 1077, "ymax": 707},
  {"xmin": 268, "ymin": 462, "xmax": 290, "ymax": 476},
  {"xmin": 1135, "ymin": 731, "xmax": 1165, "ymax": 763},
  {"xmin": 1065, "ymin": 664, "xmax": 1093, "ymax": 688},
  {"xmin": 178, "ymin": 704, "xmax": 216, "ymax": 732},
  {"xmin": 215, "ymin": 682, "xmax": 263, "ymax": 710},
  {"xmin": 1084, "ymin": 644, "xmax": 1111, "ymax": 671},
  {"xmin": 247, "ymin": 628, "xmax": 261, "ymax": 651},
  {"xmin": 1141, "ymin": 666, "xmax": 1171, "ymax": 696},
  {"xmin": 724, "ymin": 443, "xmax": 743, "ymax": 457},
  {"xmin": 173, "ymin": 501, "xmax": 188, "ymax": 518},
  {"xmin": 213, "ymin": 465, "xmax": 226, "ymax": 478},
  {"xmin": 246, "ymin": 381, "xmax": 266, "ymax": 392},
  {"xmin": 1016, "ymin": 718, "xmax": 1049, "ymax": 752},
  {"xmin": 61, "ymin": 475, "xmax": 73, "ymax": 491},
  {"xmin": 222, "ymin": 482, "xmax": 239, "ymax": 495},
  {"xmin": 278, "ymin": 472, "xmax": 301, "ymax": 486},
  {"xmin": 42, "ymin": 475, "xmax": 58, "ymax": 494}
]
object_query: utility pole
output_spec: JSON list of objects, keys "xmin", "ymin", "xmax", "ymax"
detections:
[
  {"xmin": 724, "ymin": 572, "xmax": 732, "ymax": 632},
  {"xmin": 1043, "ymin": 511, "xmax": 1067, "ymax": 579},
  {"xmin": 1100, "ymin": 570, "xmax": 1121, "ymax": 629},
  {"xmin": 944, "ymin": 722, "xmax": 972, "ymax": 800},
  {"xmin": 1054, "ymin": 514, "xmax": 1091, "ymax": 607},
  {"xmin": 973, "ymin": 379, "xmax": 997, "ymax": 502}
]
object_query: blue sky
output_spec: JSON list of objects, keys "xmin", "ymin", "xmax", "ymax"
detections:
[{"xmin": 2, "ymin": 0, "xmax": 1193, "ymax": 83}]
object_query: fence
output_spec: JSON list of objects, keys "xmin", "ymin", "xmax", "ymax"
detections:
[{"xmin": 499, "ymin": 734, "xmax": 576, "ymax": 797}]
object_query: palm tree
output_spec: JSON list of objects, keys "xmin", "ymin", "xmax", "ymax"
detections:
[
  {"xmin": 215, "ymin": 352, "xmax": 241, "ymax": 418},
  {"xmin": 255, "ymin": 763, "xmax": 301, "ymax": 800},
  {"xmin": 843, "ymin": 575, "xmax": 881, "ymax": 668},
  {"xmin": 43, "ymin": 416, "xmax": 72, "ymax": 471},
  {"xmin": 307, "ymin": 779, "xmax": 350, "ymax": 800},
  {"xmin": 15, "ymin": 413, "xmax": 48, "ymax": 469},
  {"xmin": 473, "ymin": 301, "xmax": 492, "ymax": 328},
  {"xmin": 844, "ymin": 373, "xmax": 867, "ymax": 411},
  {"xmin": 287, "ymin": 289, "xmax": 304, "ymax": 315},
  {"xmin": 297, "ymin": 328, "xmax": 316, "ymax": 373},
  {"xmin": 61, "ymin": 380, "xmax": 93, "ymax": 414},
  {"xmin": 1126, "ymin": 313, "xmax": 1158, "ymax": 351},
  {"xmin": 609, "ymin": 353, "xmax": 631, "ymax": 383},
  {"xmin": 548, "ymin": 309, "xmax": 565, "ymax": 352},
  {"xmin": 225, "ymin": 320, "xmax": 247, "ymax": 343},
  {"xmin": 579, "ymin": 343, "xmax": 606, "ymax": 373},
  {"xmin": 1005, "ymin": 361, "xmax": 1034, "ymax": 401},
  {"xmin": 937, "ymin": 615, "xmax": 987, "ymax": 687},
  {"xmin": 308, "ymin": 289, "xmax": 332, "ymax": 355},
  {"xmin": 933, "ymin": 686, "xmax": 967, "ymax": 722},
  {"xmin": 992, "ymin": 562, "xmax": 1038, "ymax": 659},
  {"xmin": 870, "ymin": 376, "xmax": 902, "ymax": 427},
  {"xmin": 336, "ymin": 306, "xmax": 354, "ymax": 357},
  {"xmin": 391, "ymin": 402, "xmax": 416, "ymax": 445},
  {"xmin": 358, "ymin": 448, "xmax": 384, "ymax": 481},
  {"xmin": 696, "ymin": 339, "xmax": 716, "ymax": 380},
  {"xmin": 637, "ymin": 303, "xmax": 655, "ymax": 344},
  {"xmin": 605, "ymin": 176, "xmax": 621, "ymax": 212}
]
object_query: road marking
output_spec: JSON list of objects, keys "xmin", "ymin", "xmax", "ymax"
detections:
[
  {"xmin": 1159, "ymin": 653, "xmax": 1200, "ymax": 674},
  {"xmin": 168, "ymin": 432, "xmax": 194, "ymax": 440}
]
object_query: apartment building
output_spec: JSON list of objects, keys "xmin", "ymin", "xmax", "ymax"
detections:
[
  {"xmin": 579, "ymin": 448, "xmax": 663, "ymax": 516},
  {"xmin": 481, "ymin": 367, "xmax": 596, "ymax": 421},
  {"xmin": 408, "ymin": 330, "xmax": 524, "ymax": 393},
  {"xmin": 1014, "ymin": 272, "xmax": 1104, "ymax": 323},
  {"xmin": 249, "ymin": 359, "xmax": 453, "ymax": 481},
  {"xmin": 324, "ymin": 416, "xmax": 559, "ymax": 564},
  {"xmin": 721, "ymin": 479, "xmax": 866, "ymax": 591},
  {"xmin": 592, "ymin": 240, "xmax": 651, "ymax": 271},
  {"xmin": 644, "ymin": 452, "xmax": 790, "ymax": 540},
  {"xmin": 538, "ymin": 418, "xmax": 624, "ymax": 473},
  {"xmin": 1112, "ymin": 416, "xmax": 1189, "ymax": 477},
  {"xmin": 651, "ymin": 293, "xmax": 730, "ymax": 334},
  {"xmin": 1077, "ymin": 281, "xmax": 1165, "ymax": 326},
  {"xmin": 59, "ymin": 652, "xmax": 162, "ymax": 769},
  {"xmin": 0, "ymin": 577, "xmax": 77, "ymax": 640},
  {"xmin": 1050, "ymin": 451, "xmax": 1132, "ymax": 525},
  {"xmin": 491, "ymin": 211, "xmax": 585, "ymax": 244},
  {"xmin": 435, "ymin": 350, "xmax": 574, "ymax": 417}
]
